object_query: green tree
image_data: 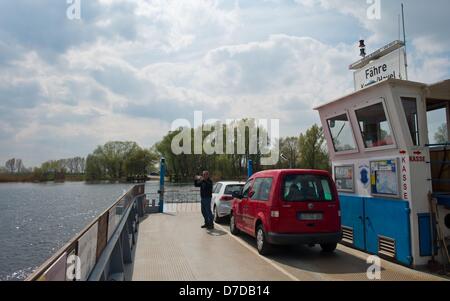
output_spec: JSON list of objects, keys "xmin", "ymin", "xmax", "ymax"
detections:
[
  {"xmin": 155, "ymin": 119, "xmax": 270, "ymax": 182},
  {"xmin": 278, "ymin": 137, "xmax": 300, "ymax": 168},
  {"xmin": 85, "ymin": 154, "xmax": 104, "ymax": 181},
  {"xmin": 5, "ymin": 158, "xmax": 16, "ymax": 173},
  {"xmin": 85, "ymin": 141, "xmax": 158, "ymax": 181},
  {"xmin": 125, "ymin": 148, "xmax": 158, "ymax": 176},
  {"xmin": 435, "ymin": 123, "xmax": 448, "ymax": 144},
  {"xmin": 298, "ymin": 124, "xmax": 330, "ymax": 170}
]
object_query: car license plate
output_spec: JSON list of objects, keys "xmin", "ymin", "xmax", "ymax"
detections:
[{"xmin": 299, "ymin": 213, "xmax": 323, "ymax": 221}]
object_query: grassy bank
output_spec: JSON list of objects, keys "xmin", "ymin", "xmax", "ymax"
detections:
[
  {"xmin": 0, "ymin": 173, "xmax": 37, "ymax": 183},
  {"xmin": 0, "ymin": 173, "xmax": 86, "ymax": 183}
]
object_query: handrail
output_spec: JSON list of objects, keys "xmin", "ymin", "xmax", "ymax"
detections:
[
  {"xmin": 426, "ymin": 142, "xmax": 450, "ymax": 147},
  {"xmin": 26, "ymin": 184, "xmax": 145, "ymax": 281},
  {"xmin": 427, "ymin": 161, "xmax": 450, "ymax": 164},
  {"xmin": 159, "ymin": 189, "xmax": 200, "ymax": 193},
  {"xmin": 88, "ymin": 200, "xmax": 136, "ymax": 281},
  {"xmin": 428, "ymin": 179, "xmax": 450, "ymax": 183}
]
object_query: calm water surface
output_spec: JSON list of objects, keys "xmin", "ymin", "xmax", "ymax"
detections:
[{"xmin": 0, "ymin": 181, "xmax": 164, "ymax": 281}]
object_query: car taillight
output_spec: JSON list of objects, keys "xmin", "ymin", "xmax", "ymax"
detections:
[
  {"xmin": 220, "ymin": 195, "xmax": 234, "ymax": 201},
  {"xmin": 271, "ymin": 211, "xmax": 280, "ymax": 218}
]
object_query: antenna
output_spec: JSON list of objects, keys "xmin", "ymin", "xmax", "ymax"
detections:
[
  {"xmin": 401, "ymin": 3, "xmax": 409, "ymax": 80},
  {"xmin": 398, "ymin": 14, "xmax": 402, "ymax": 79}
]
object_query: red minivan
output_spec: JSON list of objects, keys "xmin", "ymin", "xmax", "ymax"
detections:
[{"xmin": 230, "ymin": 169, "xmax": 342, "ymax": 255}]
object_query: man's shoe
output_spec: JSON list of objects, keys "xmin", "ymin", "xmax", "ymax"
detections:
[
  {"xmin": 201, "ymin": 224, "xmax": 207, "ymax": 229},
  {"xmin": 207, "ymin": 224, "xmax": 214, "ymax": 230}
]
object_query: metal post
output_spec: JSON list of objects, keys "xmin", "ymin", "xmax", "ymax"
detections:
[
  {"xmin": 401, "ymin": 3, "xmax": 408, "ymax": 80},
  {"xmin": 247, "ymin": 159, "xmax": 253, "ymax": 179},
  {"xmin": 159, "ymin": 158, "xmax": 166, "ymax": 213}
]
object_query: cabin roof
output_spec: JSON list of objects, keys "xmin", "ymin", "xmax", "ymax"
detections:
[
  {"xmin": 313, "ymin": 78, "xmax": 429, "ymax": 111},
  {"xmin": 426, "ymin": 79, "xmax": 450, "ymax": 100}
]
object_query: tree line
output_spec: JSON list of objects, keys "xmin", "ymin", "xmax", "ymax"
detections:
[
  {"xmin": 0, "ymin": 157, "xmax": 88, "ymax": 182},
  {"xmin": 0, "ymin": 121, "xmax": 330, "ymax": 183},
  {"xmin": 85, "ymin": 141, "xmax": 158, "ymax": 182},
  {"xmin": 155, "ymin": 119, "xmax": 275, "ymax": 182},
  {"xmin": 275, "ymin": 125, "xmax": 329, "ymax": 171},
  {"xmin": 155, "ymin": 121, "xmax": 330, "ymax": 182},
  {"xmin": 3, "ymin": 158, "xmax": 29, "ymax": 174}
]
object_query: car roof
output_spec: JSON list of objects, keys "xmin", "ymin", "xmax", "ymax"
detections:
[{"xmin": 250, "ymin": 169, "xmax": 331, "ymax": 178}]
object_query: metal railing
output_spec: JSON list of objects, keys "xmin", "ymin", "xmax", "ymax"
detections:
[
  {"xmin": 26, "ymin": 184, "xmax": 146, "ymax": 281},
  {"xmin": 147, "ymin": 189, "xmax": 201, "ymax": 213},
  {"xmin": 425, "ymin": 143, "xmax": 450, "ymax": 147}
]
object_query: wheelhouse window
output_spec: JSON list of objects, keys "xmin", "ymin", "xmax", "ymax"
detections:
[
  {"xmin": 250, "ymin": 178, "xmax": 273, "ymax": 201},
  {"xmin": 283, "ymin": 174, "xmax": 333, "ymax": 202},
  {"xmin": 327, "ymin": 114, "xmax": 357, "ymax": 152},
  {"xmin": 356, "ymin": 102, "xmax": 394, "ymax": 148},
  {"xmin": 427, "ymin": 105, "xmax": 448, "ymax": 144},
  {"xmin": 401, "ymin": 97, "xmax": 420, "ymax": 146}
]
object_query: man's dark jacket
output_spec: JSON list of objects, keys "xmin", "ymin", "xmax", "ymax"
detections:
[{"xmin": 194, "ymin": 178, "xmax": 213, "ymax": 198}]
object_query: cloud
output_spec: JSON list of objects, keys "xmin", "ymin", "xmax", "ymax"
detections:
[
  {"xmin": 201, "ymin": 35, "xmax": 354, "ymax": 97},
  {"xmin": 0, "ymin": 0, "xmax": 449, "ymax": 166},
  {"xmin": 0, "ymin": 0, "xmax": 139, "ymax": 60},
  {"xmin": 0, "ymin": 81, "xmax": 44, "ymax": 109},
  {"xmin": 295, "ymin": 0, "xmax": 450, "ymax": 51}
]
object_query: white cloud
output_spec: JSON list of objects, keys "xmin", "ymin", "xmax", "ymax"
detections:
[{"xmin": 0, "ymin": 0, "xmax": 449, "ymax": 166}]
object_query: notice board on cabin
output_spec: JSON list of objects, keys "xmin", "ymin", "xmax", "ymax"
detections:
[
  {"xmin": 370, "ymin": 159, "xmax": 400, "ymax": 197},
  {"xmin": 335, "ymin": 165, "xmax": 355, "ymax": 192}
]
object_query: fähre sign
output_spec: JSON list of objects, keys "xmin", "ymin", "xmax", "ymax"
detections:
[{"xmin": 354, "ymin": 47, "xmax": 407, "ymax": 91}]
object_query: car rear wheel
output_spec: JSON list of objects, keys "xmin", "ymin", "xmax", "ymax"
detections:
[
  {"xmin": 256, "ymin": 225, "xmax": 273, "ymax": 255},
  {"xmin": 230, "ymin": 212, "xmax": 240, "ymax": 235},
  {"xmin": 320, "ymin": 243, "xmax": 337, "ymax": 253},
  {"xmin": 214, "ymin": 206, "xmax": 224, "ymax": 224}
]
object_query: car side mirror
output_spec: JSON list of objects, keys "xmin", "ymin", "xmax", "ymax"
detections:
[
  {"xmin": 232, "ymin": 191, "xmax": 243, "ymax": 199},
  {"xmin": 248, "ymin": 190, "xmax": 255, "ymax": 198}
]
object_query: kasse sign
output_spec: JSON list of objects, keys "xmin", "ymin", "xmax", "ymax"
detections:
[{"xmin": 354, "ymin": 47, "xmax": 407, "ymax": 91}]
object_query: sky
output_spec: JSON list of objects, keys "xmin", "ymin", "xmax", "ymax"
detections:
[{"xmin": 0, "ymin": 0, "xmax": 449, "ymax": 167}]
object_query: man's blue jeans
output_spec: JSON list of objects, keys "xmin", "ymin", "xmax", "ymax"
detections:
[{"xmin": 201, "ymin": 197, "xmax": 213, "ymax": 226}]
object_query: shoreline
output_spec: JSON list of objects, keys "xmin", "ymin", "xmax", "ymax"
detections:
[{"xmin": 0, "ymin": 177, "xmax": 162, "ymax": 184}]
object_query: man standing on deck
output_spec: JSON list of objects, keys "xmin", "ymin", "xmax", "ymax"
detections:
[{"xmin": 194, "ymin": 171, "xmax": 214, "ymax": 230}]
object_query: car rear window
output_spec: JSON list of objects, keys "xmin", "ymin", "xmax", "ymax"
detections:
[
  {"xmin": 283, "ymin": 174, "xmax": 334, "ymax": 202},
  {"xmin": 224, "ymin": 184, "xmax": 244, "ymax": 195}
]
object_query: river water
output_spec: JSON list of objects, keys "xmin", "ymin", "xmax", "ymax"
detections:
[{"xmin": 0, "ymin": 181, "xmax": 170, "ymax": 281}]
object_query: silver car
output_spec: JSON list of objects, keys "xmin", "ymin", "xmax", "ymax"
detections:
[{"xmin": 212, "ymin": 181, "xmax": 245, "ymax": 223}]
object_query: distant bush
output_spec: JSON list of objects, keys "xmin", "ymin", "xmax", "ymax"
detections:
[{"xmin": 85, "ymin": 141, "xmax": 158, "ymax": 182}]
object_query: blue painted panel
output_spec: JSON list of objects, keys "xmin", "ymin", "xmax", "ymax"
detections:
[
  {"xmin": 417, "ymin": 213, "xmax": 437, "ymax": 257},
  {"xmin": 338, "ymin": 194, "xmax": 365, "ymax": 250},
  {"xmin": 364, "ymin": 198, "xmax": 412, "ymax": 265}
]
